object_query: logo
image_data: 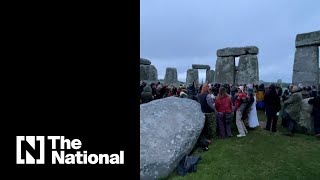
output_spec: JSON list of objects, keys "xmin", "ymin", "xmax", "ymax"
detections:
[
  {"xmin": 16, "ymin": 136, "xmax": 124, "ymax": 165},
  {"xmin": 16, "ymin": 136, "xmax": 45, "ymax": 164}
]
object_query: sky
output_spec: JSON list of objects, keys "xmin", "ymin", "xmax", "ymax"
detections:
[{"xmin": 140, "ymin": 0, "xmax": 320, "ymax": 83}]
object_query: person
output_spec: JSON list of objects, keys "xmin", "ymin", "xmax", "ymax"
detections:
[
  {"xmin": 230, "ymin": 84, "xmax": 237, "ymax": 104},
  {"xmin": 187, "ymin": 80, "xmax": 196, "ymax": 100},
  {"xmin": 276, "ymin": 84, "xmax": 283, "ymax": 97},
  {"xmin": 256, "ymin": 84, "xmax": 265, "ymax": 110},
  {"xmin": 264, "ymin": 84, "xmax": 281, "ymax": 132},
  {"xmin": 140, "ymin": 85, "xmax": 154, "ymax": 104},
  {"xmin": 308, "ymin": 91, "xmax": 320, "ymax": 139},
  {"xmin": 282, "ymin": 89, "xmax": 290, "ymax": 102},
  {"xmin": 197, "ymin": 83, "xmax": 216, "ymax": 142},
  {"xmin": 301, "ymin": 87, "xmax": 310, "ymax": 99},
  {"xmin": 197, "ymin": 84, "xmax": 215, "ymax": 113},
  {"xmin": 215, "ymin": 87, "xmax": 233, "ymax": 138},
  {"xmin": 247, "ymin": 88, "xmax": 260, "ymax": 129},
  {"xmin": 282, "ymin": 86, "xmax": 302, "ymax": 136},
  {"xmin": 310, "ymin": 85, "xmax": 317, "ymax": 98},
  {"xmin": 234, "ymin": 86, "xmax": 248, "ymax": 137},
  {"xmin": 140, "ymin": 82, "xmax": 147, "ymax": 95}
]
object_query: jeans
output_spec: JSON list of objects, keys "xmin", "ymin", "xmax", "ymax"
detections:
[
  {"xmin": 216, "ymin": 112, "xmax": 232, "ymax": 138},
  {"xmin": 266, "ymin": 108, "xmax": 278, "ymax": 131}
]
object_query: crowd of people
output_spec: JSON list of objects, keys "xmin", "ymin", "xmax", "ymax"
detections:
[{"xmin": 140, "ymin": 81, "xmax": 320, "ymax": 141}]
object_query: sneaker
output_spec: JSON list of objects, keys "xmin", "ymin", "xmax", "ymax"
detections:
[{"xmin": 237, "ymin": 134, "xmax": 246, "ymax": 137}]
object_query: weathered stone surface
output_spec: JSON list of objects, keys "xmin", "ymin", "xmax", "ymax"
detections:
[
  {"xmin": 140, "ymin": 58, "xmax": 151, "ymax": 65},
  {"xmin": 295, "ymin": 30, "xmax": 320, "ymax": 47},
  {"xmin": 296, "ymin": 98, "xmax": 314, "ymax": 134},
  {"xmin": 292, "ymin": 46, "xmax": 319, "ymax": 87},
  {"xmin": 186, "ymin": 69, "xmax": 199, "ymax": 85},
  {"xmin": 140, "ymin": 65, "xmax": 158, "ymax": 81},
  {"xmin": 217, "ymin": 46, "xmax": 259, "ymax": 57},
  {"xmin": 214, "ymin": 56, "xmax": 235, "ymax": 84},
  {"xmin": 237, "ymin": 55, "xmax": 259, "ymax": 85},
  {"xmin": 206, "ymin": 70, "xmax": 215, "ymax": 83},
  {"xmin": 140, "ymin": 97, "xmax": 205, "ymax": 179},
  {"xmin": 192, "ymin": 64, "xmax": 210, "ymax": 70},
  {"xmin": 164, "ymin": 67, "xmax": 178, "ymax": 84}
]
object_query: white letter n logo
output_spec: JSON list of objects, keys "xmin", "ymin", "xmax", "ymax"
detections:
[{"xmin": 16, "ymin": 136, "xmax": 45, "ymax": 164}]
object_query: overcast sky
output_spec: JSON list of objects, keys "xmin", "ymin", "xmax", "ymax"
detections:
[{"xmin": 140, "ymin": 0, "xmax": 320, "ymax": 83}]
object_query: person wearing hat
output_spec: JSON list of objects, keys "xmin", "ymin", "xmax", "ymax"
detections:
[
  {"xmin": 282, "ymin": 85, "xmax": 302, "ymax": 136},
  {"xmin": 308, "ymin": 91, "xmax": 320, "ymax": 139}
]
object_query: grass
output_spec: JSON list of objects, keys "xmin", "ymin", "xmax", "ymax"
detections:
[{"xmin": 165, "ymin": 110, "xmax": 320, "ymax": 180}]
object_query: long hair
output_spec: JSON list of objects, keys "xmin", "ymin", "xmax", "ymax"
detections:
[
  {"xmin": 218, "ymin": 87, "xmax": 228, "ymax": 98},
  {"xmin": 200, "ymin": 84, "xmax": 209, "ymax": 94}
]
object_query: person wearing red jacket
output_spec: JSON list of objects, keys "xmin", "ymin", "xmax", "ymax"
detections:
[{"xmin": 215, "ymin": 87, "xmax": 233, "ymax": 138}]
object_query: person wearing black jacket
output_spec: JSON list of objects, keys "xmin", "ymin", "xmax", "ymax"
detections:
[
  {"xmin": 264, "ymin": 84, "xmax": 281, "ymax": 132},
  {"xmin": 308, "ymin": 91, "xmax": 320, "ymax": 138}
]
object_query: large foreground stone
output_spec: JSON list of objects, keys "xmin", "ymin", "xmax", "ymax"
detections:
[
  {"xmin": 292, "ymin": 46, "xmax": 319, "ymax": 87},
  {"xmin": 295, "ymin": 30, "xmax": 320, "ymax": 47},
  {"xmin": 140, "ymin": 97, "xmax": 205, "ymax": 179},
  {"xmin": 140, "ymin": 65, "xmax": 158, "ymax": 81},
  {"xmin": 296, "ymin": 98, "xmax": 314, "ymax": 134},
  {"xmin": 140, "ymin": 58, "xmax": 152, "ymax": 65},
  {"xmin": 192, "ymin": 64, "xmax": 210, "ymax": 70},
  {"xmin": 237, "ymin": 55, "xmax": 259, "ymax": 85},
  {"xmin": 217, "ymin": 46, "xmax": 259, "ymax": 57}
]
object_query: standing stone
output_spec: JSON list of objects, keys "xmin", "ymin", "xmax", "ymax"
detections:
[
  {"xmin": 192, "ymin": 64, "xmax": 211, "ymax": 70},
  {"xmin": 164, "ymin": 67, "xmax": 178, "ymax": 84},
  {"xmin": 140, "ymin": 65, "xmax": 158, "ymax": 81},
  {"xmin": 295, "ymin": 30, "xmax": 320, "ymax": 47},
  {"xmin": 140, "ymin": 97, "xmax": 205, "ymax": 179},
  {"xmin": 292, "ymin": 46, "xmax": 319, "ymax": 87},
  {"xmin": 206, "ymin": 70, "xmax": 215, "ymax": 83},
  {"xmin": 186, "ymin": 69, "xmax": 199, "ymax": 85},
  {"xmin": 297, "ymin": 98, "xmax": 314, "ymax": 134},
  {"xmin": 140, "ymin": 58, "xmax": 152, "ymax": 65},
  {"xmin": 214, "ymin": 56, "xmax": 235, "ymax": 84},
  {"xmin": 277, "ymin": 79, "xmax": 282, "ymax": 88},
  {"xmin": 237, "ymin": 55, "xmax": 259, "ymax": 85}
]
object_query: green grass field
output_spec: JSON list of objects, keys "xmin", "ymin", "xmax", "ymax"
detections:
[{"xmin": 166, "ymin": 110, "xmax": 320, "ymax": 180}]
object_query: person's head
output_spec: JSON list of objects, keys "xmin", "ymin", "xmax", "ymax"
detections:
[
  {"xmin": 218, "ymin": 87, "xmax": 228, "ymax": 97},
  {"xmin": 291, "ymin": 85, "xmax": 299, "ymax": 93},
  {"xmin": 317, "ymin": 91, "xmax": 320, "ymax": 97},
  {"xmin": 201, "ymin": 83, "xmax": 209, "ymax": 94},
  {"xmin": 303, "ymin": 87, "xmax": 307, "ymax": 91},
  {"xmin": 238, "ymin": 86, "xmax": 244, "ymax": 93},
  {"xmin": 269, "ymin": 84, "xmax": 276, "ymax": 89},
  {"xmin": 307, "ymin": 86, "xmax": 312, "ymax": 91},
  {"xmin": 248, "ymin": 88, "xmax": 254, "ymax": 95}
]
